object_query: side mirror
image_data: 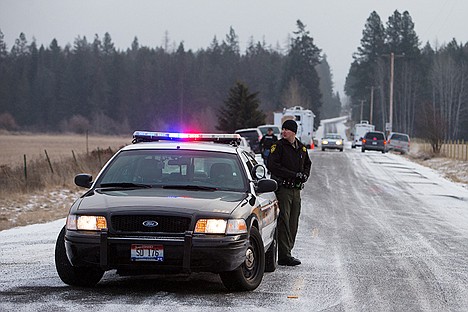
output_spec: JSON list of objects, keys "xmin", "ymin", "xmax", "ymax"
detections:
[
  {"xmin": 256, "ymin": 179, "xmax": 277, "ymax": 193},
  {"xmin": 75, "ymin": 174, "xmax": 93, "ymax": 188},
  {"xmin": 251, "ymin": 164, "xmax": 266, "ymax": 180}
]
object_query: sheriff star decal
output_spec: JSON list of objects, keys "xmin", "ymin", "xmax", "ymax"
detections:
[{"xmin": 270, "ymin": 144, "xmax": 276, "ymax": 153}]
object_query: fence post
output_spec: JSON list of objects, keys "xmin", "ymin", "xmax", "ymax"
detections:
[
  {"xmin": 23, "ymin": 154, "xmax": 27, "ymax": 181},
  {"xmin": 44, "ymin": 149, "xmax": 54, "ymax": 174},
  {"xmin": 449, "ymin": 140, "xmax": 452, "ymax": 158},
  {"xmin": 465, "ymin": 139, "xmax": 467, "ymax": 161},
  {"xmin": 97, "ymin": 147, "xmax": 102, "ymax": 166}
]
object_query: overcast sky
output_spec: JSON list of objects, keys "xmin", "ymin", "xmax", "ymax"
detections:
[{"xmin": 1, "ymin": 0, "xmax": 466, "ymax": 97}]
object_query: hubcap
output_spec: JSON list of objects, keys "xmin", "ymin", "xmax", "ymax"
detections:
[{"xmin": 245, "ymin": 248, "xmax": 255, "ymax": 269}]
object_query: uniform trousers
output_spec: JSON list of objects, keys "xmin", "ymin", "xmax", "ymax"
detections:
[{"xmin": 275, "ymin": 186, "xmax": 302, "ymax": 260}]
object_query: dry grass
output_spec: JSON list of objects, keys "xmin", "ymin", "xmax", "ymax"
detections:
[
  {"xmin": 0, "ymin": 132, "xmax": 126, "ymax": 231},
  {"xmin": 0, "ymin": 132, "xmax": 130, "ymax": 167}
]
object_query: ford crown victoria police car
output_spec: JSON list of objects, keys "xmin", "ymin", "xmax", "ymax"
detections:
[{"xmin": 55, "ymin": 131, "xmax": 279, "ymax": 291}]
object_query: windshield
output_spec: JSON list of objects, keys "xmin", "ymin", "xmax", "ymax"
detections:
[
  {"xmin": 325, "ymin": 134, "xmax": 342, "ymax": 139},
  {"xmin": 96, "ymin": 149, "xmax": 247, "ymax": 192}
]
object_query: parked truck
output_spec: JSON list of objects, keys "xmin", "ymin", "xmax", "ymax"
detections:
[
  {"xmin": 274, "ymin": 106, "xmax": 315, "ymax": 148},
  {"xmin": 351, "ymin": 120, "xmax": 375, "ymax": 148}
]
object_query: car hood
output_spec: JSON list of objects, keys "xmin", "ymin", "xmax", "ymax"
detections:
[{"xmin": 75, "ymin": 188, "xmax": 247, "ymax": 215}]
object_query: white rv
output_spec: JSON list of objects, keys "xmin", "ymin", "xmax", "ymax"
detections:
[
  {"xmin": 351, "ymin": 120, "xmax": 375, "ymax": 148},
  {"xmin": 274, "ymin": 106, "xmax": 315, "ymax": 148}
]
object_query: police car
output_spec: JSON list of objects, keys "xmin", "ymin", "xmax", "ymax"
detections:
[{"xmin": 55, "ymin": 131, "xmax": 279, "ymax": 291}]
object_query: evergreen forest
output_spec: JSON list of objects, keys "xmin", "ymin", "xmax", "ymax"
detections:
[
  {"xmin": 0, "ymin": 21, "xmax": 341, "ymax": 134},
  {"xmin": 345, "ymin": 10, "xmax": 468, "ymax": 143}
]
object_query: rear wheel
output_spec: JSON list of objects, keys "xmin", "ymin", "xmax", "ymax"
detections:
[
  {"xmin": 220, "ymin": 227, "xmax": 265, "ymax": 291},
  {"xmin": 361, "ymin": 148, "xmax": 365, "ymax": 153},
  {"xmin": 55, "ymin": 226, "xmax": 104, "ymax": 287}
]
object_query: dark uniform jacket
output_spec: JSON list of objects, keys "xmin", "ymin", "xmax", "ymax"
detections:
[
  {"xmin": 267, "ymin": 138, "xmax": 312, "ymax": 184},
  {"xmin": 260, "ymin": 134, "xmax": 278, "ymax": 153}
]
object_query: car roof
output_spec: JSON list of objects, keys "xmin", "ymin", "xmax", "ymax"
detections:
[
  {"xmin": 235, "ymin": 128, "xmax": 261, "ymax": 133},
  {"xmin": 122, "ymin": 141, "xmax": 239, "ymax": 154}
]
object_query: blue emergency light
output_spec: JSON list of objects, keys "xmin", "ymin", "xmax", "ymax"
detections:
[{"xmin": 132, "ymin": 131, "xmax": 241, "ymax": 145}]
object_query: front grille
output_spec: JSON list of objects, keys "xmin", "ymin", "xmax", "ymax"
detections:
[{"xmin": 111, "ymin": 215, "xmax": 191, "ymax": 233}]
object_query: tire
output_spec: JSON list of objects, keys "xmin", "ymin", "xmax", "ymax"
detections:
[
  {"xmin": 361, "ymin": 148, "xmax": 365, "ymax": 153},
  {"xmin": 340, "ymin": 148, "xmax": 344, "ymax": 152},
  {"xmin": 321, "ymin": 148, "xmax": 325, "ymax": 151},
  {"xmin": 55, "ymin": 226, "xmax": 104, "ymax": 287},
  {"xmin": 220, "ymin": 227, "xmax": 265, "ymax": 291},
  {"xmin": 382, "ymin": 150, "xmax": 385, "ymax": 154},
  {"xmin": 351, "ymin": 144, "xmax": 356, "ymax": 149},
  {"xmin": 264, "ymin": 228, "xmax": 277, "ymax": 272}
]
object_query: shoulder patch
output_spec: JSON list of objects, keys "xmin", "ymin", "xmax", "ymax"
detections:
[
  {"xmin": 302, "ymin": 146, "xmax": 307, "ymax": 152},
  {"xmin": 270, "ymin": 144, "xmax": 277, "ymax": 153}
]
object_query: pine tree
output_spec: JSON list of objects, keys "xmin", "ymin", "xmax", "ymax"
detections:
[
  {"xmin": 317, "ymin": 55, "xmax": 342, "ymax": 119},
  {"xmin": 281, "ymin": 20, "xmax": 322, "ymax": 128},
  {"xmin": 216, "ymin": 81, "xmax": 265, "ymax": 132},
  {"xmin": 345, "ymin": 11, "xmax": 387, "ymax": 127},
  {"xmin": 0, "ymin": 29, "xmax": 7, "ymax": 58}
]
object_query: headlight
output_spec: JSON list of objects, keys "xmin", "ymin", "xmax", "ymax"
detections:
[
  {"xmin": 66, "ymin": 215, "xmax": 107, "ymax": 231},
  {"xmin": 194, "ymin": 219, "xmax": 247, "ymax": 234},
  {"xmin": 322, "ymin": 140, "xmax": 328, "ymax": 144},
  {"xmin": 336, "ymin": 140, "xmax": 343, "ymax": 145}
]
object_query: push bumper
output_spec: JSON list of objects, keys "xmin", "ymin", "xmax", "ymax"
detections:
[{"xmin": 65, "ymin": 229, "xmax": 248, "ymax": 273}]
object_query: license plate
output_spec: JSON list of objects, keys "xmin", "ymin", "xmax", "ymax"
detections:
[
  {"xmin": 131, "ymin": 244, "xmax": 164, "ymax": 262},
  {"xmin": 372, "ymin": 142, "xmax": 377, "ymax": 145}
]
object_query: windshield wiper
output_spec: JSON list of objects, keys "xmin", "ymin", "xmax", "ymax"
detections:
[
  {"xmin": 98, "ymin": 182, "xmax": 152, "ymax": 189},
  {"xmin": 162, "ymin": 185, "xmax": 218, "ymax": 191}
]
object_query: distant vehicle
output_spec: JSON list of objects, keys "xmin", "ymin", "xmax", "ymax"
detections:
[
  {"xmin": 386, "ymin": 132, "xmax": 410, "ymax": 154},
  {"xmin": 273, "ymin": 106, "xmax": 315, "ymax": 148},
  {"xmin": 257, "ymin": 125, "xmax": 281, "ymax": 137},
  {"xmin": 361, "ymin": 131, "xmax": 386, "ymax": 153},
  {"xmin": 238, "ymin": 136, "xmax": 254, "ymax": 156},
  {"xmin": 321, "ymin": 133, "xmax": 344, "ymax": 152},
  {"xmin": 235, "ymin": 128, "xmax": 263, "ymax": 154},
  {"xmin": 351, "ymin": 121, "xmax": 375, "ymax": 148},
  {"xmin": 55, "ymin": 131, "xmax": 279, "ymax": 291}
]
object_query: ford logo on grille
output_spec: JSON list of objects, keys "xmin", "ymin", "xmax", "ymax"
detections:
[{"xmin": 142, "ymin": 220, "xmax": 158, "ymax": 227}]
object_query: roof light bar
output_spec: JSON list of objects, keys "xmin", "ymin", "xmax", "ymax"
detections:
[{"xmin": 132, "ymin": 131, "xmax": 241, "ymax": 144}]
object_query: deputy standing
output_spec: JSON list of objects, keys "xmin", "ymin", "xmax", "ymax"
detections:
[
  {"xmin": 267, "ymin": 120, "xmax": 311, "ymax": 266},
  {"xmin": 259, "ymin": 127, "xmax": 277, "ymax": 167}
]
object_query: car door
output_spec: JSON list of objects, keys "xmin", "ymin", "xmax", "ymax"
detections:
[{"xmin": 240, "ymin": 151, "xmax": 278, "ymax": 249}]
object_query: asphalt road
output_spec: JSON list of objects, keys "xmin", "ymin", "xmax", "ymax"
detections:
[{"xmin": 1, "ymin": 148, "xmax": 468, "ymax": 311}]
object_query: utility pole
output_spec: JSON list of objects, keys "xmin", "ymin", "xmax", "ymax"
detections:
[
  {"xmin": 360, "ymin": 100, "xmax": 365, "ymax": 122},
  {"xmin": 370, "ymin": 86, "xmax": 374, "ymax": 125},
  {"xmin": 388, "ymin": 52, "xmax": 394, "ymax": 134}
]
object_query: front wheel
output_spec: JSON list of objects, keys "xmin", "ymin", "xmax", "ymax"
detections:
[
  {"xmin": 220, "ymin": 227, "xmax": 265, "ymax": 291},
  {"xmin": 55, "ymin": 226, "xmax": 104, "ymax": 287}
]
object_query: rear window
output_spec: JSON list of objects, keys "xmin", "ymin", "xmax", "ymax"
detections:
[
  {"xmin": 390, "ymin": 134, "xmax": 409, "ymax": 141},
  {"xmin": 365, "ymin": 132, "xmax": 385, "ymax": 140},
  {"xmin": 236, "ymin": 131, "xmax": 259, "ymax": 142}
]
